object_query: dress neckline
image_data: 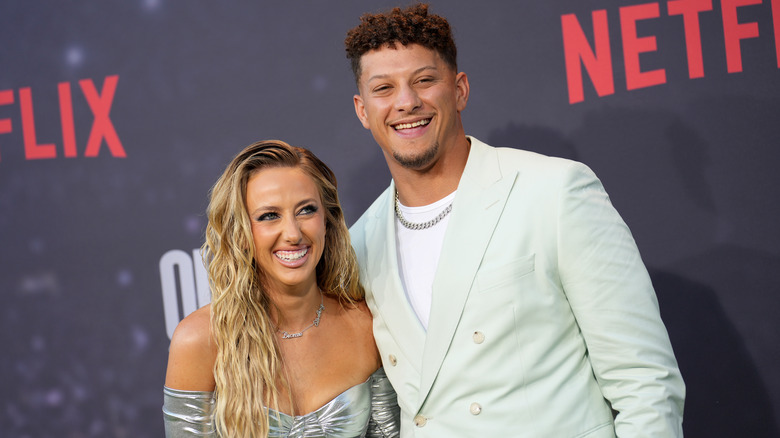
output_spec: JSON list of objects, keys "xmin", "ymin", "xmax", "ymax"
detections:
[{"xmin": 269, "ymin": 372, "xmax": 375, "ymax": 419}]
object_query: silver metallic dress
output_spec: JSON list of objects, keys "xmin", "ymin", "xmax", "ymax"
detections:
[{"xmin": 162, "ymin": 368, "xmax": 400, "ymax": 437}]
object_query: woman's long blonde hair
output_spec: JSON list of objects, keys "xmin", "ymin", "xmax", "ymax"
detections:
[{"xmin": 202, "ymin": 140, "xmax": 364, "ymax": 437}]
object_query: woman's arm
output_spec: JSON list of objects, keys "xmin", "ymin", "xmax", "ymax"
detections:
[
  {"xmin": 165, "ymin": 304, "xmax": 217, "ymax": 391},
  {"xmin": 163, "ymin": 305, "xmax": 218, "ymax": 437},
  {"xmin": 365, "ymin": 368, "xmax": 401, "ymax": 438},
  {"xmin": 163, "ymin": 387, "xmax": 216, "ymax": 437}
]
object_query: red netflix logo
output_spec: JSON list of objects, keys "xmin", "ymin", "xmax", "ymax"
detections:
[
  {"xmin": 0, "ymin": 75, "xmax": 125, "ymax": 161},
  {"xmin": 562, "ymin": 0, "xmax": 780, "ymax": 103}
]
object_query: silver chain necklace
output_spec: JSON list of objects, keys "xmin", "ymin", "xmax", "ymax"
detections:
[
  {"xmin": 394, "ymin": 190, "xmax": 453, "ymax": 230},
  {"xmin": 277, "ymin": 291, "xmax": 324, "ymax": 339}
]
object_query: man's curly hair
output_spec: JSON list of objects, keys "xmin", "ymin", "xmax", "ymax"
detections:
[{"xmin": 344, "ymin": 3, "xmax": 457, "ymax": 83}]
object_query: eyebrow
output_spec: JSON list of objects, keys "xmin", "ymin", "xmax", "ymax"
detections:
[
  {"xmin": 248, "ymin": 205, "xmax": 274, "ymax": 218},
  {"xmin": 366, "ymin": 65, "xmax": 438, "ymax": 84},
  {"xmin": 248, "ymin": 198, "xmax": 319, "ymax": 218}
]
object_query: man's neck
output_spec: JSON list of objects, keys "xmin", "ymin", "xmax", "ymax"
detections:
[{"xmin": 392, "ymin": 135, "xmax": 471, "ymax": 207}]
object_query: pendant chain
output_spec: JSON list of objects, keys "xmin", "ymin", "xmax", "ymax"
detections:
[{"xmin": 277, "ymin": 291, "xmax": 324, "ymax": 339}]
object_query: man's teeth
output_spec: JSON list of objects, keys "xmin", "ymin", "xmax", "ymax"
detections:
[
  {"xmin": 275, "ymin": 248, "xmax": 308, "ymax": 262},
  {"xmin": 395, "ymin": 119, "xmax": 430, "ymax": 130}
]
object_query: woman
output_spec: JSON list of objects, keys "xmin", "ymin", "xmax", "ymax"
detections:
[{"xmin": 163, "ymin": 140, "xmax": 399, "ymax": 437}]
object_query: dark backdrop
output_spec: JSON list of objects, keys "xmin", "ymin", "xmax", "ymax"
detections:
[{"xmin": 1, "ymin": 1, "xmax": 778, "ymax": 436}]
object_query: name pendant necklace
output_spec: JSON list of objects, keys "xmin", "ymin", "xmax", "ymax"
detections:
[{"xmin": 277, "ymin": 291, "xmax": 325, "ymax": 339}]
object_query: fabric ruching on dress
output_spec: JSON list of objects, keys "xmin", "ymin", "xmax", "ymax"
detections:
[
  {"xmin": 365, "ymin": 368, "xmax": 401, "ymax": 438},
  {"xmin": 162, "ymin": 368, "xmax": 399, "ymax": 438}
]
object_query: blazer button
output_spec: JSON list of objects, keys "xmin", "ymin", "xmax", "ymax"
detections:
[
  {"xmin": 388, "ymin": 354, "xmax": 398, "ymax": 366},
  {"xmin": 469, "ymin": 402, "xmax": 482, "ymax": 415},
  {"xmin": 472, "ymin": 331, "xmax": 485, "ymax": 344},
  {"xmin": 413, "ymin": 414, "xmax": 428, "ymax": 427}
]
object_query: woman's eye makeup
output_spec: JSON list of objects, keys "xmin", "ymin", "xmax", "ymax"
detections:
[
  {"xmin": 298, "ymin": 204, "xmax": 318, "ymax": 215},
  {"xmin": 257, "ymin": 212, "xmax": 279, "ymax": 221}
]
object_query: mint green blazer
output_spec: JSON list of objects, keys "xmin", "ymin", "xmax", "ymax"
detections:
[{"xmin": 350, "ymin": 137, "xmax": 684, "ymax": 437}]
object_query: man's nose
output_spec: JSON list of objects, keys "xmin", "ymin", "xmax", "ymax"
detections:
[{"xmin": 394, "ymin": 84, "xmax": 422, "ymax": 112}]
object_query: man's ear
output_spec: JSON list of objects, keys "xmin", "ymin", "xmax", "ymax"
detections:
[
  {"xmin": 353, "ymin": 94, "xmax": 371, "ymax": 130},
  {"xmin": 455, "ymin": 72, "xmax": 470, "ymax": 112}
]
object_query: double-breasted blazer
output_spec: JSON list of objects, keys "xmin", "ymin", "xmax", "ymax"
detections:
[{"xmin": 349, "ymin": 137, "xmax": 685, "ymax": 437}]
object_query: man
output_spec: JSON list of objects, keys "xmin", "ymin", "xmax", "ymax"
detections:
[{"xmin": 346, "ymin": 4, "xmax": 685, "ymax": 437}]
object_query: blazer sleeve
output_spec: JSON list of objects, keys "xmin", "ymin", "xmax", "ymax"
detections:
[{"xmin": 555, "ymin": 161, "xmax": 685, "ymax": 437}]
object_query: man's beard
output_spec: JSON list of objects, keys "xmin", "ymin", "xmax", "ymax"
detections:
[{"xmin": 393, "ymin": 141, "xmax": 439, "ymax": 170}]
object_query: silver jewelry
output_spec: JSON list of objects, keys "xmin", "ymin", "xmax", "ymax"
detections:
[
  {"xmin": 277, "ymin": 291, "xmax": 324, "ymax": 339},
  {"xmin": 394, "ymin": 190, "xmax": 453, "ymax": 230}
]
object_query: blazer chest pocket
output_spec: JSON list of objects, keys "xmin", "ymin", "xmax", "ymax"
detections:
[{"xmin": 475, "ymin": 254, "xmax": 535, "ymax": 294}]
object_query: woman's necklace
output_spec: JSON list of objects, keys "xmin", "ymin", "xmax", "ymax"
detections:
[{"xmin": 277, "ymin": 290, "xmax": 324, "ymax": 339}]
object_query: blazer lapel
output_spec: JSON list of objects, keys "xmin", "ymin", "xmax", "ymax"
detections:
[
  {"xmin": 363, "ymin": 183, "xmax": 426, "ymax": 374},
  {"xmin": 418, "ymin": 138, "xmax": 518, "ymax": 403}
]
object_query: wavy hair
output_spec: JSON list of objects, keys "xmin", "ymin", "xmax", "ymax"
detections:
[
  {"xmin": 202, "ymin": 140, "xmax": 364, "ymax": 437},
  {"xmin": 344, "ymin": 3, "xmax": 457, "ymax": 82}
]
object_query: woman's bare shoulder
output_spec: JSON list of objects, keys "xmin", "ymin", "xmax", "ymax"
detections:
[
  {"xmin": 339, "ymin": 299, "xmax": 380, "ymax": 365},
  {"xmin": 171, "ymin": 304, "xmax": 212, "ymax": 345},
  {"xmin": 339, "ymin": 299, "xmax": 373, "ymax": 324},
  {"xmin": 164, "ymin": 304, "xmax": 217, "ymax": 391}
]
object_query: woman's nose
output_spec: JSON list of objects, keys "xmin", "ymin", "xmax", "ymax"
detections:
[{"xmin": 281, "ymin": 217, "xmax": 303, "ymax": 244}]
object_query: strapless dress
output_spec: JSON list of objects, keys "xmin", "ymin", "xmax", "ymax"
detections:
[{"xmin": 163, "ymin": 368, "xmax": 399, "ymax": 437}]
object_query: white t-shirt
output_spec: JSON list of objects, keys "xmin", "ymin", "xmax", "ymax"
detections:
[{"xmin": 394, "ymin": 191, "xmax": 456, "ymax": 330}]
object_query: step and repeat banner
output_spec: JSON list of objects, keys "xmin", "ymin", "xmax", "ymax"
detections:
[{"xmin": 2, "ymin": 1, "xmax": 778, "ymax": 436}]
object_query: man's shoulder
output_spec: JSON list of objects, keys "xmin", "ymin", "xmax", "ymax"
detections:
[
  {"xmin": 349, "ymin": 185, "xmax": 393, "ymax": 238},
  {"xmin": 469, "ymin": 136, "xmax": 585, "ymax": 176},
  {"xmin": 349, "ymin": 209, "xmax": 370, "ymax": 240}
]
